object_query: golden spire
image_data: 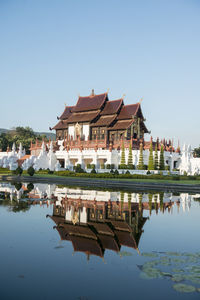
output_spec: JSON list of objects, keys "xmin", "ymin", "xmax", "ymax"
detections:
[{"xmin": 139, "ymin": 97, "xmax": 143, "ymax": 104}]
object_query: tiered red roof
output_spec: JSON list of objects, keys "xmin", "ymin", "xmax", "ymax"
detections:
[
  {"xmin": 52, "ymin": 91, "xmax": 148, "ymax": 134},
  {"xmin": 59, "ymin": 106, "xmax": 74, "ymax": 120},
  {"xmin": 73, "ymin": 93, "xmax": 108, "ymax": 112},
  {"xmin": 117, "ymin": 103, "xmax": 140, "ymax": 120},
  {"xmin": 52, "ymin": 120, "xmax": 68, "ymax": 130},
  {"xmin": 91, "ymin": 115, "xmax": 116, "ymax": 127},
  {"xmin": 101, "ymin": 99, "xmax": 123, "ymax": 115},
  {"xmin": 109, "ymin": 119, "xmax": 135, "ymax": 130},
  {"xmin": 66, "ymin": 110, "xmax": 100, "ymax": 123}
]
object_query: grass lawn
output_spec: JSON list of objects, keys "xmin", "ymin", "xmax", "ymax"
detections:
[
  {"xmin": 1, "ymin": 172, "xmax": 200, "ymax": 185},
  {"xmin": 30, "ymin": 174, "xmax": 200, "ymax": 185}
]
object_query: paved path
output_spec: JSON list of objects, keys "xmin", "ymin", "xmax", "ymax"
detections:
[{"xmin": 1, "ymin": 175, "xmax": 200, "ymax": 193}]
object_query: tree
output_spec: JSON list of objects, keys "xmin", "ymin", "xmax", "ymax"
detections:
[
  {"xmin": 27, "ymin": 166, "xmax": 35, "ymax": 176},
  {"xmin": 120, "ymin": 141, "xmax": 127, "ymax": 169},
  {"xmin": 0, "ymin": 127, "xmax": 49, "ymax": 153},
  {"xmin": 148, "ymin": 141, "xmax": 154, "ymax": 170},
  {"xmin": 154, "ymin": 144, "xmax": 159, "ymax": 170},
  {"xmin": 0, "ymin": 133, "xmax": 9, "ymax": 151},
  {"xmin": 127, "ymin": 142, "xmax": 134, "ymax": 168},
  {"xmin": 120, "ymin": 141, "xmax": 126, "ymax": 168},
  {"xmin": 148, "ymin": 193, "xmax": 153, "ymax": 216},
  {"xmin": 15, "ymin": 166, "xmax": 23, "ymax": 176},
  {"xmin": 159, "ymin": 144, "xmax": 165, "ymax": 170},
  {"xmin": 193, "ymin": 146, "xmax": 200, "ymax": 157},
  {"xmin": 138, "ymin": 143, "xmax": 144, "ymax": 170},
  {"xmin": 159, "ymin": 192, "xmax": 164, "ymax": 213}
]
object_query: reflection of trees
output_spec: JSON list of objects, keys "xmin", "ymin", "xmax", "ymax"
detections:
[
  {"xmin": 14, "ymin": 182, "xmax": 22, "ymax": 191},
  {"xmin": 8, "ymin": 201, "xmax": 30, "ymax": 213},
  {"xmin": 0, "ymin": 197, "xmax": 30, "ymax": 213}
]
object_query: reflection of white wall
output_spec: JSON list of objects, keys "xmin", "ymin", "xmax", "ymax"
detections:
[
  {"xmin": 82, "ymin": 124, "xmax": 89, "ymax": 140},
  {"xmin": 68, "ymin": 125, "xmax": 75, "ymax": 139},
  {"xmin": 80, "ymin": 207, "xmax": 87, "ymax": 223}
]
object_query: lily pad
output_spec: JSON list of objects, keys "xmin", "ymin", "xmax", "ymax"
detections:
[
  {"xmin": 166, "ymin": 252, "xmax": 181, "ymax": 257},
  {"xmin": 172, "ymin": 268, "xmax": 184, "ymax": 273},
  {"xmin": 142, "ymin": 252, "xmax": 158, "ymax": 258},
  {"xmin": 189, "ymin": 266, "xmax": 200, "ymax": 274},
  {"xmin": 173, "ymin": 283, "xmax": 196, "ymax": 293},
  {"xmin": 171, "ymin": 274, "xmax": 185, "ymax": 282},
  {"xmin": 185, "ymin": 274, "xmax": 200, "ymax": 285},
  {"xmin": 140, "ymin": 267, "xmax": 162, "ymax": 279},
  {"xmin": 161, "ymin": 272, "xmax": 172, "ymax": 278},
  {"xmin": 171, "ymin": 258, "xmax": 186, "ymax": 264}
]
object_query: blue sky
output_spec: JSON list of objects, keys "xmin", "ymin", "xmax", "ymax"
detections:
[{"xmin": 0, "ymin": 0, "xmax": 200, "ymax": 147}]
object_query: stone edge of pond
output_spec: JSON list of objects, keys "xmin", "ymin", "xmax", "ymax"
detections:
[{"xmin": 1, "ymin": 175, "xmax": 200, "ymax": 193}]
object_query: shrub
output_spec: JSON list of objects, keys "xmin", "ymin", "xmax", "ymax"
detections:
[
  {"xmin": 165, "ymin": 165, "xmax": 170, "ymax": 171},
  {"xmin": 148, "ymin": 141, "xmax": 154, "ymax": 170},
  {"xmin": 147, "ymin": 170, "xmax": 151, "ymax": 175},
  {"xmin": 188, "ymin": 176, "xmax": 196, "ymax": 180},
  {"xmin": 48, "ymin": 170, "xmax": 54, "ymax": 174},
  {"xmin": 172, "ymin": 176, "xmax": 180, "ymax": 181},
  {"xmin": 74, "ymin": 164, "xmax": 85, "ymax": 173},
  {"xmin": 106, "ymin": 164, "xmax": 111, "ymax": 169},
  {"xmin": 15, "ymin": 166, "xmax": 23, "ymax": 176},
  {"xmin": 154, "ymin": 144, "xmax": 159, "ymax": 170},
  {"xmin": 91, "ymin": 164, "xmax": 95, "ymax": 169},
  {"xmin": 27, "ymin": 166, "xmax": 35, "ymax": 176},
  {"xmin": 127, "ymin": 164, "xmax": 134, "ymax": 170},
  {"xmin": 120, "ymin": 141, "xmax": 126, "ymax": 165},
  {"xmin": 110, "ymin": 164, "xmax": 115, "ymax": 169},
  {"xmin": 119, "ymin": 164, "xmax": 127, "ymax": 169},
  {"xmin": 138, "ymin": 143, "xmax": 144, "ymax": 170},
  {"xmin": 91, "ymin": 168, "xmax": 96, "ymax": 174},
  {"xmin": 114, "ymin": 169, "xmax": 119, "ymax": 175},
  {"xmin": 159, "ymin": 144, "xmax": 165, "ymax": 170},
  {"xmin": 127, "ymin": 142, "xmax": 133, "ymax": 165},
  {"xmin": 86, "ymin": 164, "xmax": 91, "ymax": 169},
  {"xmin": 125, "ymin": 170, "xmax": 130, "ymax": 175}
]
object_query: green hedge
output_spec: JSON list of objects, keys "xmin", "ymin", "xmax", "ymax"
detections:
[
  {"xmin": 43, "ymin": 170, "xmax": 200, "ymax": 181},
  {"xmin": 0, "ymin": 167, "xmax": 11, "ymax": 174}
]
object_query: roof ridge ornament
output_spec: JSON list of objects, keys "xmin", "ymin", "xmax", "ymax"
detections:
[
  {"xmin": 91, "ymin": 89, "xmax": 95, "ymax": 96},
  {"xmin": 122, "ymin": 94, "xmax": 126, "ymax": 100},
  {"xmin": 139, "ymin": 97, "xmax": 143, "ymax": 104}
]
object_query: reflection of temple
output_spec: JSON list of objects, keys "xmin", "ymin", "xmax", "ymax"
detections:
[
  {"xmin": 48, "ymin": 196, "xmax": 148, "ymax": 258},
  {"xmin": 0, "ymin": 182, "xmax": 196, "ymax": 213}
]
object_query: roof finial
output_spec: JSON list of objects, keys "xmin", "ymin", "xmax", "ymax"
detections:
[
  {"xmin": 122, "ymin": 93, "xmax": 126, "ymax": 99},
  {"xmin": 106, "ymin": 88, "xmax": 110, "ymax": 94},
  {"xmin": 91, "ymin": 89, "xmax": 95, "ymax": 96},
  {"xmin": 64, "ymin": 103, "xmax": 67, "ymax": 107},
  {"xmin": 139, "ymin": 97, "xmax": 143, "ymax": 104}
]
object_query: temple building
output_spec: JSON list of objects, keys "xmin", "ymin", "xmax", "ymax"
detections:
[
  {"xmin": 51, "ymin": 90, "xmax": 149, "ymax": 143},
  {"xmin": 1, "ymin": 90, "xmax": 200, "ymax": 174}
]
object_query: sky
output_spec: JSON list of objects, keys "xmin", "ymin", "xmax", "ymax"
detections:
[{"xmin": 0, "ymin": 0, "xmax": 200, "ymax": 148}]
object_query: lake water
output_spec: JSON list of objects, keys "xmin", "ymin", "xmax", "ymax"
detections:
[{"xmin": 0, "ymin": 181, "xmax": 200, "ymax": 300}]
